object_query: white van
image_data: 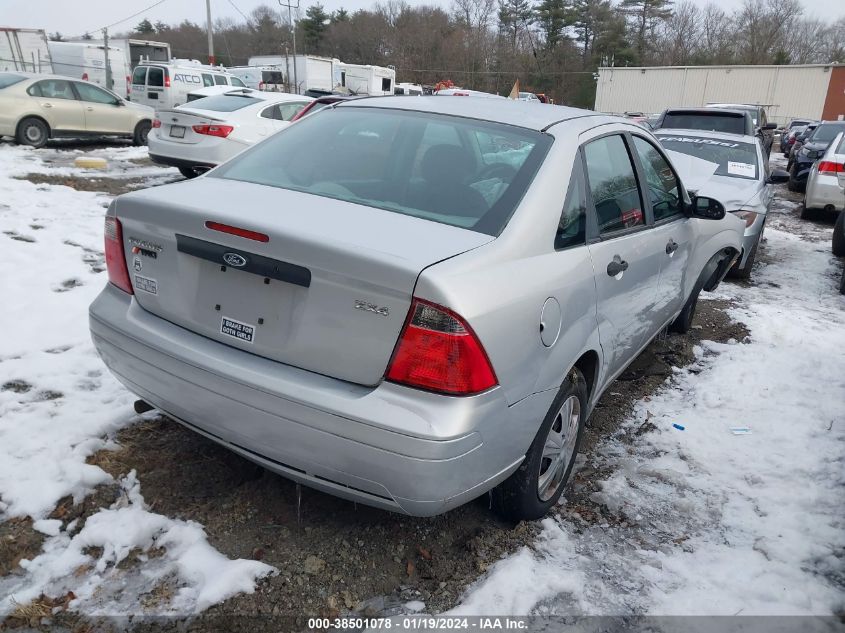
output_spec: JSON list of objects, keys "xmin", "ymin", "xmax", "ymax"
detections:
[
  {"xmin": 47, "ymin": 41, "xmax": 130, "ymax": 99},
  {"xmin": 226, "ymin": 66, "xmax": 287, "ymax": 91},
  {"xmin": 129, "ymin": 60, "xmax": 247, "ymax": 109}
]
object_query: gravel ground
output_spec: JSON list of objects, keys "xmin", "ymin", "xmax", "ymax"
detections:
[{"xmin": 2, "ymin": 139, "xmax": 822, "ymax": 632}]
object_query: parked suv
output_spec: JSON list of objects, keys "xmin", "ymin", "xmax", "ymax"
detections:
[
  {"xmin": 0, "ymin": 72, "xmax": 154, "ymax": 148},
  {"xmin": 653, "ymin": 108, "xmax": 755, "ymax": 137},
  {"xmin": 90, "ymin": 98, "xmax": 743, "ymax": 520},
  {"xmin": 706, "ymin": 103, "xmax": 776, "ymax": 156}
]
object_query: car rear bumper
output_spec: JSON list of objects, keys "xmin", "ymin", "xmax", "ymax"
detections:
[
  {"xmin": 89, "ymin": 285, "xmax": 552, "ymax": 516},
  {"xmin": 805, "ymin": 173, "xmax": 845, "ymax": 211},
  {"xmin": 147, "ymin": 131, "xmax": 242, "ymax": 170},
  {"xmin": 149, "ymin": 153, "xmax": 217, "ymax": 171}
]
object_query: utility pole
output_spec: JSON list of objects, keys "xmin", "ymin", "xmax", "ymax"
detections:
[
  {"xmin": 279, "ymin": 0, "xmax": 299, "ymax": 93},
  {"xmin": 102, "ymin": 27, "xmax": 113, "ymax": 91},
  {"xmin": 206, "ymin": 0, "xmax": 215, "ymax": 65}
]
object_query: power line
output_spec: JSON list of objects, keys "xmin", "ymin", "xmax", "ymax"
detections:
[
  {"xmin": 80, "ymin": 0, "xmax": 171, "ymax": 38},
  {"xmin": 227, "ymin": 0, "xmax": 250, "ymax": 22}
]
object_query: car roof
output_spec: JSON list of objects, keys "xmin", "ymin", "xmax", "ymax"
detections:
[
  {"xmin": 655, "ymin": 128, "xmax": 759, "ymax": 145},
  {"xmin": 337, "ymin": 95, "xmax": 600, "ymax": 131}
]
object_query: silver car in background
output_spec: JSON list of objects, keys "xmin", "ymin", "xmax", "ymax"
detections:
[
  {"xmin": 656, "ymin": 129, "xmax": 788, "ymax": 279},
  {"xmin": 90, "ymin": 97, "xmax": 742, "ymax": 520},
  {"xmin": 804, "ymin": 131, "xmax": 845, "ymax": 219}
]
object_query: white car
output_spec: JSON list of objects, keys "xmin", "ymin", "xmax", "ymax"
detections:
[
  {"xmin": 803, "ymin": 131, "xmax": 845, "ymax": 218},
  {"xmin": 148, "ymin": 89, "xmax": 313, "ymax": 178}
]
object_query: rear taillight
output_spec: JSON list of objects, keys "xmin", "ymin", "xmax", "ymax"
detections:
[
  {"xmin": 164, "ymin": 72, "xmax": 171, "ymax": 88},
  {"xmin": 152, "ymin": 119, "xmax": 161, "ymax": 128},
  {"xmin": 192, "ymin": 124, "xmax": 234, "ymax": 138},
  {"xmin": 386, "ymin": 299, "xmax": 497, "ymax": 395},
  {"xmin": 104, "ymin": 216, "xmax": 133, "ymax": 294},
  {"xmin": 818, "ymin": 161, "xmax": 844, "ymax": 174},
  {"xmin": 82, "ymin": 72, "xmax": 88, "ymax": 80}
]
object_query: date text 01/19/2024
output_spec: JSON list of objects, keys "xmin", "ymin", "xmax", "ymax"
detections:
[{"xmin": 307, "ymin": 617, "xmax": 528, "ymax": 630}]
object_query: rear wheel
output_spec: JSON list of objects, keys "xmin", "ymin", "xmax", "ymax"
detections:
[
  {"xmin": 178, "ymin": 166, "xmax": 200, "ymax": 179},
  {"xmin": 16, "ymin": 117, "xmax": 49, "ymax": 148},
  {"xmin": 833, "ymin": 212, "xmax": 845, "ymax": 257},
  {"xmin": 133, "ymin": 120, "xmax": 151, "ymax": 146},
  {"xmin": 800, "ymin": 201, "xmax": 814, "ymax": 220},
  {"xmin": 787, "ymin": 167, "xmax": 800, "ymax": 192},
  {"xmin": 840, "ymin": 267, "xmax": 845, "ymax": 295},
  {"xmin": 492, "ymin": 368, "xmax": 587, "ymax": 521}
]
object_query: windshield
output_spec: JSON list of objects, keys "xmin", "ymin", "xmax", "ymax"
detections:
[
  {"xmin": 0, "ymin": 73, "xmax": 26, "ymax": 89},
  {"xmin": 212, "ymin": 107, "xmax": 552, "ymax": 236},
  {"xmin": 658, "ymin": 134, "xmax": 759, "ymax": 180},
  {"xmin": 661, "ymin": 113, "xmax": 746, "ymax": 135},
  {"xmin": 809, "ymin": 123, "xmax": 845, "ymax": 144},
  {"xmin": 181, "ymin": 94, "xmax": 261, "ymax": 112}
]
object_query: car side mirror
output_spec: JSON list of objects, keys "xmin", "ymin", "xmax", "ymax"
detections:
[
  {"xmin": 689, "ymin": 196, "xmax": 726, "ymax": 220},
  {"xmin": 763, "ymin": 123, "xmax": 777, "ymax": 130},
  {"xmin": 114, "ymin": 100, "xmax": 125, "ymax": 106},
  {"xmin": 767, "ymin": 169, "xmax": 789, "ymax": 184}
]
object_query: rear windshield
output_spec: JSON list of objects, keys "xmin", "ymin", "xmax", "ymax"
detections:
[
  {"xmin": 184, "ymin": 94, "xmax": 261, "ymax": 112},
  {"xmin": 262, "ymin": 71, "xmax": 285, "ymax": 84},
  {"xmin": 658, "ymin": 134, "xmax": 759, "ymax": 180},
  {"xmin": 212, "ymin": 107, "xmax": 552, "ymax": 236},
  {"xmin": 0, "ymin": 73, "xmax": 26, "ymax": 89},
  {"xmin": 809, "ymin": 123, "xmax": 845, "ymax": 144},
  {"xmin": 662, "ymin": 113, "xmax": 746, "ymax": 135}
]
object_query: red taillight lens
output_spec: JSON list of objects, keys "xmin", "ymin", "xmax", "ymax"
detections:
[
  {"xmin": 164, "ymin": 72, "xmax": 171, "ymax": 88},
  {"xmin": 104, "ymin": 216, "xmax": 133, "ymax": 294},
  {"xmin": 192, "ymin": 124, "xmax": 234, "ymax": 138},
  {"xmin": 818, "ymin": 161, "xmax": 844, "ymax": 174},
  {"xmin": 386, "ymin": 299, "xmax": 497, "ymax": 395},
  {"xmin": 152, "ymin": 119, "xmax": 161, "ymax": 128},
  {"xmin": 81, "ymin": 72, "xmax": 88, "ymax": 80}
]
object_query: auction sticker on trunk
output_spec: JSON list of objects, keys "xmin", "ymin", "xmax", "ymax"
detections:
[
  {"xmin": 221, "ymin": 316, "xmax": 255, "ymax": 344},
  {"xmin": 134, "ymin": 275, "xmax": 157, "ymax": 295}
]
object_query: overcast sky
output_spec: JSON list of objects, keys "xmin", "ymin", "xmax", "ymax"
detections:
[{"xmin": 2, "ymin": 0, "xmax": 843, "ymax": 39}]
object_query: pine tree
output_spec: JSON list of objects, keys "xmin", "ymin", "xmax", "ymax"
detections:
[
  {"xmin": 135, "ymin": 18, "xmax": 155, "ymax": 35},
  {"xmin": 534, "ymin": 0, "xmax": 570, "ymax": 50},
  {"xmin": 619, "ymin": 0, "xmax": 673, "ymax": 62},
  {"xmin": 332, "ymin": 8, "xmax": 349, "ymax": 23},
  {"xmin": 302, "ymin": 4, "xmax": 330, "ymax": 53},
  {"xmin": 498, "ymin": 0, "xmax": 533, "ymax": 51}
]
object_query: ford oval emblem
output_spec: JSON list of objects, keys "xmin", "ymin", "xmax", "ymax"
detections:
[{"xmin": 223, "ymin": 252, "xmax": 247, "ymax": 267}]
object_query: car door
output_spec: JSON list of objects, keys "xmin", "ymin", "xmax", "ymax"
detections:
[
  {"xmin": 582, "ymin": 131, "xmax": 663, "ymax": 377},
  {"xmin": 629, "ymin": 133, "xmax": 694, "ymax": 324},
  {"xmin": 144, "ymin": 66, "xmax": 167, "ymax": 107},
  {"xmin": 27, "ymin": 79, "xmax": 85, "ymax": 133},
  {"xmin": 73, "ymin": 82, "xmax": 130, "ymax": 134}
]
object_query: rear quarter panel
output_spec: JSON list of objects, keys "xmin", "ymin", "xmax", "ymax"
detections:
[{"xmin": 415, "ymin": 123, "xmax": 603, "ymax": 407}]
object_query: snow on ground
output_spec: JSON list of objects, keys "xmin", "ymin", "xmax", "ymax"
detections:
[
  {"xmin": 0, "ymin": 142, "xmax": 273, "ymax": 615},
  {"xmin": 453, "ymin": 227, "xmax": 845, "ymax": 616}
]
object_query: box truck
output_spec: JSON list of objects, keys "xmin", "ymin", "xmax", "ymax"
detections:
[
  {"xmin": 47, "ymin": 41, "xmax": 130, "ymax": 98},
  {"xmin": 0, "ymin": 27, "xmax": 51, "ymax": 73},
  {"xmin": 245, "ymin": 55, "xmax": 335, "ymax": 95},
  {"xmin": 336, "ymin": 63, "xmax": 395, "ymax": 96}
]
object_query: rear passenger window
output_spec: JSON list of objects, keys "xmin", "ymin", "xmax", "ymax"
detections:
[
  {"xmin": 132, "ymin": 67, "xmax": 147, "ymax": 85},
  {"xmin": 583, "ymin": 135, "xmax": 644, "ymax": 234},
  {"xmin": 631, "ymin": 136, "xmax": 682, "ymax": 222},
  {"xmin": 202, "ymin": 73, "xmax": 214, "ymax": 87},
  {"xmin": 260, "ymin": 105, "xmax": 279, "ymax": 120},
  {"xmin": 147, "ymin": 68, "xmax": 164, "ymax": 87},
  {"xmin": 32, "ymin": 79, "xmax": 75, "ymax": 100},
  {"xmin": 556, "ymin": 159, "xmax": 586, "ymax": 249},
  {"xmin": 214, "ymin": 75, "xmax": 228, "ymax": 86},
  {"xmin": 278, "ymin": 102, "xmax": 307, "ymax": 121}
]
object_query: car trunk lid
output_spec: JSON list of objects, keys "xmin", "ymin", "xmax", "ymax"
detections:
[
  {"xmin": 114, "ymin": 177, "xmax": 493, "ymax": 386},
  {"xmin": 155, "ymin": 108, "xmax": 229, "ymax": 145}
]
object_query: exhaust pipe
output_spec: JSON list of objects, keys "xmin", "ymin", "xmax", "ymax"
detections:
[{"xmin": 133, "ymin": 400, "xmax": 155, "ymax": 414}]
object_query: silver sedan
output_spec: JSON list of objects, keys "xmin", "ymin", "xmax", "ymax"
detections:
[
  {"xmin": 90, "ymin": 97, "xmax": 743, "ymax": 519},
  {"xmin": 657, "ymin": 129, "xmax": 789, "ymax": 279}
]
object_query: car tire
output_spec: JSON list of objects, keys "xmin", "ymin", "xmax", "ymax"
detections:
[
  {"xmin": 669, "ymin": 284, "xmax": 701, "ymax": 334},
  {"xmin": 728, "ymin": 239, "xmax": 758, "ymax": 280},
  {"xmin": 178, "ymin": 166, "xmax": 200, "ymax": 179},
  {"xmin": 840, "ymin": 267, "xmax": 845, "ymax": 295},
  {"xmin": 133, "ymin": 120, "xmax": 151, "ymax": 146},
  {"xmin": 833, "ymin": 212, "xmax": 845, "ymax": 257},
  {"xmin": 492, "ymin": 368, "xmax": 587, "ymax": 522},
  {"xmin": 16, "ymin": 117, "xmax": 49, "ymax": 148},
  {"xmin": 800, "ymin": 201, "xmax": 814, "ymax": 221},
  {"xmin": 787, "ymin": 168, "xmax": 800, "ymax": 192}
]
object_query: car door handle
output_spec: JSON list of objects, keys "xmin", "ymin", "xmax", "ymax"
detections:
[
  {"xmin": 41, "ymin": 103, "xmax": 53, "ymax": 108},
  {"xmin": 606, "ymin": 258, "xmax": 629, "ymax": 277},
  {"xmin": 665, "ymin": 239, "xmax": 679, "ymax": 255}
]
